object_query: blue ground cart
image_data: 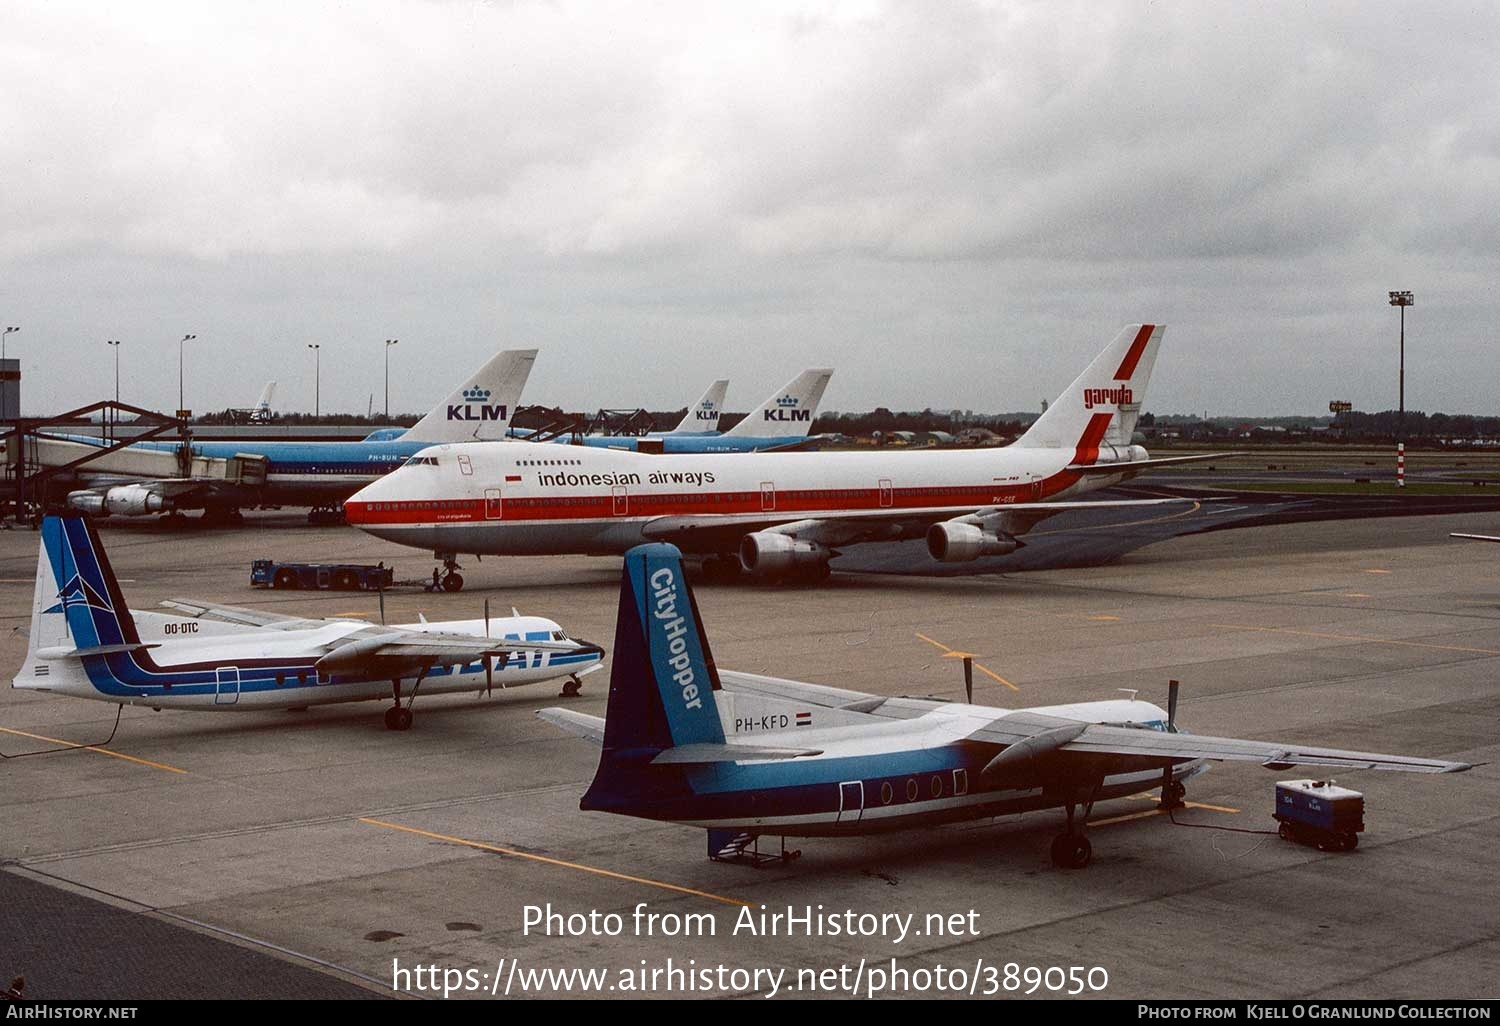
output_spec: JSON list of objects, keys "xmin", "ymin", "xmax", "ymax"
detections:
[
  {"xmin": 251, "ymin": 559, "xmax": 395, "ymax": 591},
  {"xmin": 1274, "ymin": 779, "xmax": 1364, "ymax": 852}
]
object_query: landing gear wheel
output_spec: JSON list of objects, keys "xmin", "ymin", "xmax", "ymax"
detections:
[
  {"xmin": 442, "ymin": 572, "xmax": 464, "ymax": 592},
  {"xmin": 559, "ymin": 676, "xmax": 582, "ymax": 698},
  {"xmin": 1162, "ymin": 779, "xmax": 1187, "ymax": 809},
  {"xmin": 333, "ymin": 570, "xmax": 359, "ymax": 591},
  {"xmin": 383, "ymin": 706, "xmax": 399, "ymax": 730},
  {"xmin": 384, "ymin": 706, "xmax": 413, "ymax": 731},
  {"xmin": 1050, "ymin": 834, "xmax": 1092, "ymax": 869},
  {"xmin": 273, "ymin": 568, "xmax": 299, "ymax": 590}
]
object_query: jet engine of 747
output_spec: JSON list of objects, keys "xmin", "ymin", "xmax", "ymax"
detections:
[
  {"xmin": 926, "ymin": 521, "xmax": 1019, "ymax": 563},
  {"xmin": 67, "ymin": 485, "xmax": 171, "ymax": 517},
  {"xmin": 738, "ymin": 532, "xmax": 832, "ymax": 579}
]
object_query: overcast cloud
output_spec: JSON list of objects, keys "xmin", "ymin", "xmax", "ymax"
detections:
[{"xmin": 1, "ymin": 1, "xmax": 1496, "ymax": 419}]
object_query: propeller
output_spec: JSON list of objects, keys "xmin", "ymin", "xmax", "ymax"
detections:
[
  {"xmin": 378, "ymin": 585, "xmax": 386, "ymax": 626},
  {"xmin": 962, "ymin": 656, "xmax": 974, "ymax": 704},
  {"xmin": 1167, "ymin": 678, "xmax": 1180, "ymax": 733},
  {"xmin": 483, "ymin": 599, "xmax": 493, "ymax": 698}
]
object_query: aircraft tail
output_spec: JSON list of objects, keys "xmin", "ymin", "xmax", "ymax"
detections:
[
  {"xmin": 252, "ymin": 381, "xmax": 276, "ymax": 421},
  {"xmin": 16, "ymin": 517, "xmax": 140, "ymax": 686},
  {"xmin": 666, "ymin": 379, "xmax": 729, "ymax": 434},
  {"xmin": 1014, "ymin": 324, "xmax": 1164, "ymax": 455},
  {"xmin": 403, "ymin": 348, "xmax": 538, "ymax": 442},
  {"xmin": 597, "ymin": 543, "xmax": 725, "ymax": 754},
  {"xmin": 723, "ymin": 368, "xmax": 833, "ymax": 439}
]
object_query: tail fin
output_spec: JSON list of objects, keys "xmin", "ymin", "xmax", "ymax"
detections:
[
  {"xmin": 598, "ymin": 543, "xmax": 724, "ymax": 752},
  {"xmin": 1014, "ymin": 324, "xmax": 1164, "ymax": 455},
  {"xmin": 252, "ymin": 381, "xmax": 276, "ymax": 421},
  {"xmin": 403, "ymin": 348, "xmax": 538, "ymax": 442},
  {"xmin": 31, "ymin": 516, "xmax": 139, "ymax": 652},
  {"xmin": 666, "ymin": 379, "xmax": 729, "ymax": 434},
  {"xmin": 723, "ymin": 368, "xmax": 833, "ymax": 439}
]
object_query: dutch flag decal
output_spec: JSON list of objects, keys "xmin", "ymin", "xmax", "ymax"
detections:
[{"xmin": 796, "ymin": 711, "xmax": 811, "ymax": 727}]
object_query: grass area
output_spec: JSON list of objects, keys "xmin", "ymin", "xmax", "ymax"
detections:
[{"xmin": 1226, "ymin": 480, "xmax": 1500, "ymax": 497}]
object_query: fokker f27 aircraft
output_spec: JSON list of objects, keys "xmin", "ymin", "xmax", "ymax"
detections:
[
  {"xmin": 12, "ymin": 516, "xmax": 604, "ymax": 729},
  {"xmin": 540, "ymin": 543, "xmax": 1469, "ymax": 868},
  {"xmin": 346, "ymin": 324, "xmax": 1217, "ymax": 587}
]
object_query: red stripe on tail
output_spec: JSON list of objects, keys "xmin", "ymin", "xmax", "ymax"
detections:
[
  {"xmin": 1113, "ymin": 324, "xmax": 1155, "ymax": 381},
  {"xmin": 1072, "ymin": 412, "xmax": 1114, "ymax": 466}
]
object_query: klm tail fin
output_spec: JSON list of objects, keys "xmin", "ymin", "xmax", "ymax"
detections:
[
  {"xmin": 723, "ymin": 368, "xmax": 833, "ymax": 439},
  {"xmin": 599, "ymin": 543, "xmax": 724, "ymax": 752},
  {"xmin": 1014, "ymin": 324, "xmax": 1164, "ymax": 456},
  {"xmin": 666, "ymin": 379, "xmax": 729, "ymax": 434},
  {"xmin": 403, "ymin": 348, "xmax": 538, "ymax": 443}
]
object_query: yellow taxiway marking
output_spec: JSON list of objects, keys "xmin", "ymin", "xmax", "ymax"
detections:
[
  {"xmin": 1091, "ymin": 808, "xmax": 1168, "ymax": 828},
  {"xmin": 1095, "ymin": 797, "xmax": 1242, "ymax": 828},
  {"xmin": 0, "ymin": 725, "xmax": 188, "ymax": 774},
  {"xmin": 1337, "ymin": 593, "xmax": 1372, "ymax": 599},
  {"xmin": 1363, "ymin": 569, "xmax": 1392, "ymax": 575},
  {"xmin": 1087, "ymin": 615, "xmax": 1121, "ymax": 621},
  {"xmin": 1128, "ymin": 794, "xmax": 1241, "ymax": 814},
  {"xmin": 1210, "ymin": 623, "xmax": 1500, "ymax": 657},
  {"xmin": 358, "ymin": 818, "xmax": 749, "ymax": 908},
  {"xmin": 914, "ymin": 633, "xmax": 1020, "ymax": 692}
]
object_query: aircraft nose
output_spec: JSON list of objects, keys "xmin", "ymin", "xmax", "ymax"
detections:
[
  {"xmin": 345, "ymin": 473, "xmax": 397, "ymax": 524},
  {"xmin": 573, "ymin": 639, "xmax": 606, "ymax": 660}
]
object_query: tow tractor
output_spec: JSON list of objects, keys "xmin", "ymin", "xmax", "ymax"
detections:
[{"xmin": 252, "ymin": 559, "xmax": 395, "ymax": 591}]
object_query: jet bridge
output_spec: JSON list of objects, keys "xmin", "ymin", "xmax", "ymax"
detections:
[{"xmin": 1, "ymin": 401, "xmax": 268, "ymax": 521}]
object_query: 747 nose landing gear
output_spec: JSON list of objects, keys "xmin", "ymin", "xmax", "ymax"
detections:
[{"xmin": 428, "ymin": 552, "xmax": 464, "ymax": 592}]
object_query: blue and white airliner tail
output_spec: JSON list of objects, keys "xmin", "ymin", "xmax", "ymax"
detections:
[
  {"xmin": 540, "ymin": 543, "xmax": 1468, "ymax": 866},
  {"xmin": 14, "ymin": 516, "xmax": 604, "ymax": 727}
]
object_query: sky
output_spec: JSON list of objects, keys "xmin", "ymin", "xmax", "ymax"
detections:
[{"xmin": 1, "ymin": 1, "xmax": 1496, "ymax": 420}]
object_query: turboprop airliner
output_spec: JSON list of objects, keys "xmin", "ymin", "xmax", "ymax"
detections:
[
  {"xmin": 345, "ymin": 324, "xmax": 1219, "ymax": 587},
  {"xmin": 539, "ymin": 543, "xmax": 1469, "ymax": 868},
  {"xmin": 55, "ymin": 349, "xmax": 536, "ymax": 520},
  {"xmin": 12, "ymin": 516, "xmax": 604, "ymax": 730}
]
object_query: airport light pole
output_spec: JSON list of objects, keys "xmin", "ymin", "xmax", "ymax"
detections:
[
  {"xmin": 1389, "ymin": 290, "xmax": 1413, "ymax": 487},
  {"xmin": 107, "ymin": 340, "xmax": 121, "ymax": 441},
  {"xmin": 384, "ymin": 338, "xmax": 398, "ymax": 418},
  {"xmin": 2, "ymin": 326, "xmax": 18, "ymax": 423},
  {"xmin": 178, "ymin": 333, "xmax": 196, "ymax": 417},
  {"xmin": 308, "ymin": 343, "xmax": 321, "ymax": 418}
]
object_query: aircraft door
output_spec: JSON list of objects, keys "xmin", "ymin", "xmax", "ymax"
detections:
[
  {"xmin": 1029, "ymin": 475, "xmax": 1043, "ymax": 500},
  {"xmin": 837, "ymin": 780, "xmax": 864, "ymax": 824},
  {"xmin": 611, "ymin": 484, "xmax": 628, "ymax": 516},
  {"xmin": 878, "ymin": 478, "xmax": 893, "ymax": 508},
  {"xmin": 484, "ymin": 488, "xmax": 503, "ymax": 519},
  {"xmin": 215, "ymin": 667, "xmax": 240, "ymax": 706},
  {"xmin": 760, "ymin": 481, "xmax": 775, "ymax": 511}
]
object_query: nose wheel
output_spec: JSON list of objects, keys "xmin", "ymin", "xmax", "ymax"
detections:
[
  {"xmin": 559, "ymin": 675, "xmax": 583, "ymax": 698},
  {"xmin": 428, "ymin": 553, "xmax": 465, "ymax": 592}
]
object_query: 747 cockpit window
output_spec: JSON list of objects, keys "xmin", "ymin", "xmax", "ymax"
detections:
[{"xmin": 403, "ymin": 456, "xmax": 439, "ymax": 468}]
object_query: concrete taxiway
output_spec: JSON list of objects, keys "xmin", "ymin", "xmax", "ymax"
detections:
[{"xmin": 2, "ymin": 510, "xmax": 1497, "ymax": 999}]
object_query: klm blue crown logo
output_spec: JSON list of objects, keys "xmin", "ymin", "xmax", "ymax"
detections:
[
  {"xmin": 463, "ymin": 387, "xmax": 491, "ymax": 402},
  {"xmin": 764, "ymin": 393, "xmax": 811, "ymax": 423},
  {"xmin": 699, "ymin": 399, "xmax": 715, "ymax": 409}
]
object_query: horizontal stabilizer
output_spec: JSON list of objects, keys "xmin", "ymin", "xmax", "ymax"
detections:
[
  {"xmin": 1065, "ymin": 452, "xmax": 1237, "ymax": 475},
  {"xmin": 35, "ymin": 641, "xmax": 160, "ymax": 660},
  {"xmin": 651, "ymin": 742, "xmax": 823, "ymax": 764},
  {"xmin": 537, "ymin": 707, "xmax": 606, "ymax": 745}
]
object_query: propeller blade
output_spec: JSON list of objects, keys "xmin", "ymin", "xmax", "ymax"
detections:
[
  {"xmin": 1167, "ymin": 678, "xmax": 1180, "ymax": 733},
  {"xmin": 485, "ymin": 655, "xmax": 493, "ymax": 698},
  {"xmin": 484, "ymin": 598, "xmax": 491, "ymax": 637},
  {"xmin": 963, "ymin": 656, "xmax": 974, "ymax": 704},
  {"xmin": 378, "ymin": 587, "xmax": 386, "ymax": 626}
]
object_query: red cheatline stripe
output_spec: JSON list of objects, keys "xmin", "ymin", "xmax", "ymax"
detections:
[
  {"xmin": 1072, "ymin": 412, "xmax": 1114, "ymax": 466},
  {"xmin": 1113, "ymin": 324, "xmax": 1155, "ymax": 380}
]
